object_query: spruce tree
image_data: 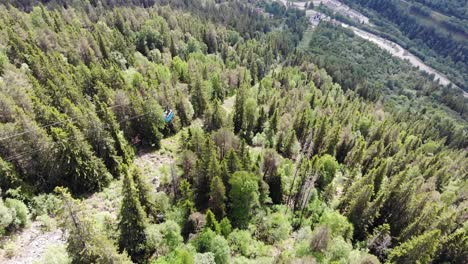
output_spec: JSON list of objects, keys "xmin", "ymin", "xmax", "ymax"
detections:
[
  {"xmin": 209, "ymin": 176, "xmax": 227, "ymax": 219},
  {"xmin": 131, "ymin": 166, "xmax": 157, "ymax": 220},
  {"xmin": 233, "ymin": 87, "xmax": 246, "ymax": 134},
  {"xmin": 118, "ymin": 168, "xmax": 148, "ymax": 263},
  {"xmin": 191, "ymin": 79, "xmax": 207, "ymax": 118},
  {"xmin": 205, "ymin": 209, "xmax": 221, "ymax": 234},
  {"xmin": 387, "ymin": 229, "xmax": 441, "ymax": 264}
]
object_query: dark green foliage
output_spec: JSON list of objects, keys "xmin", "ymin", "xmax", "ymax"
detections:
[
  {"xmin": 233, "ymin": 88, "xmax": 246, "ymax": 135},
  {"xmin": 118, "ymin": 168, "xmax": 148, "ymax": 263},
  {"xmin": 209, "ymin": 176, "xmax": 226, "ymax": 219},
  {"xmin": 191, "ymin": 79, "xmax": 208, "ymax": 118},
  {"xmin": 0, "ymin": 2, "xmax": 466, "ymax": 264},
  {"xmin": 387, "ymin": 229, "xmax": 441, "ymax": 264}
]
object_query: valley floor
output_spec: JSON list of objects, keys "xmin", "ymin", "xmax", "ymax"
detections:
[{"xmin": 279, "ymin": 0, "xmax": 465, "ymax": 96}]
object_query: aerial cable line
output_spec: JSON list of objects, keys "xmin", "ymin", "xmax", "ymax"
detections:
[
  {"xmin": 0, "ymin": 102, "xmax": 131, "ymax": 142},
  {"xmin": 1, "ymin": 108, "xmax": 157, "ymax": 162}
]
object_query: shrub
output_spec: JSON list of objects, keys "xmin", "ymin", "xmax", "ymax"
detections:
[
  {"xmin": 37, "ymin": 214, "xmax": 57, "ymax": 232},
  {"xmin": 194, "ymin": 252, "xmax": 216, "ymax": 264},
  {"xmin": 326, "ymin": 237, "xmax": 352, "ymax": 262},
  {"xmin": 152, "ymin": 246, "xmax": 195, "ymax": 264},
  {"xmin": 4, "ymin": 241, "xmax": 17, "ymax": 259},
  {"xmin": 5, "ymin": 198, "xmax": 29, "ymax": 228},
  {"xmin": 34, "ymin": 244, "xmax": 71, "ymax": 264},
  {"xmin": 319, "ymin": 210, "xmax": 353, "ymax": 241},
  {"xmin": 30, "ymin": 194, "xmax": 62, "ymax": 218},
  {"xmin": 210, "ymin": 235, "xmax": 230, "ymax": 264},
  {"xmin": 0, "ymin": 200, "xmax": 13, "ymax": 235},
  {"xmin": 146, "ymin": 221, "xmax": 183, "ymax": 257},
  {"xmin": 191, "ymin": 229, "xmax": 216, "ymax": 253},
  {"xmin": 257, "ymin": 212, "xmax": 291, "ymax": 244},
  {"xmin": 154, "ymin": 192, "xmax": 170, "ymax": 213}
]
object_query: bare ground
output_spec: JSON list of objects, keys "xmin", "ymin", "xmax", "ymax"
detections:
[{"xmin": 0, "ymin": 222, "xmax": 65, "ymax": 264}]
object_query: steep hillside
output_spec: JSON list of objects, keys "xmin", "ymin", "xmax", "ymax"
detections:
[{"xmin": 0, "ymin": 1, "xmax": 466, "ymax": 264}]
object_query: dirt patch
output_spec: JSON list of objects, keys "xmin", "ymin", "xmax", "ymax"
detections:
[
  {"xmin": 222, "ymin": 95, "xmax": 236, "ymax": 114},
  {"xmin": 0, "ymin": 222, "xmax": 65, "ymax": 264}
]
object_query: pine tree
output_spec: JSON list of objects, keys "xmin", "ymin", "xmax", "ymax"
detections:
[
  {"xmin": 233, "ymin": 87, "xmax": 246, "ymax": 134},
  {"xmin": 242, "ymin": 97, "xmax": 257, "ymax": 142},
  {"xmin": 219, "ymin": 217, "xmax": 232, "ymax": 238},
  {"xmin": 387, "ymin": 229, "xmax": 441, "ymax": 264},
  {"xmin": 205, "ymin": 209, "xmax": 221, "ymax": 234},
  {"xmin": 175, "ymin": 90, "xmax": 191, "ymax": 127},
  {"xmin": 211, "ymin": 74, "xmax": 224, "ymax": 101},
  {"xmin": 255, "ymin": 106, "xmax": 267, "ymax": 134},
  {"xmin": 344, "ymin": 184, "xmax": 373, "ymax": 240},
  {"xmin": 178, "ymin": 179, "xmax": 195, "ymax": 213},
  {"xmin": 191, "ymin": 79, "xmax": 207, "ymax": 118},
  {"xmin": 205, "ymin": 100, "xmax": 224, "ymax": 132},
  {"xmin": 225, "ymin": 149, "xmax": 242, "ymax": 174},
  {"xmin": 118, "ymin": 168, "xmax": 148, "ymax": 263},
  {"xmin": 434, "ymin": 227, "xmax": 468, "ymax": 264},
  {"xmin": 131, "ymin": 166, "xmax": 158, "ymax": 220},
  {"xmin": 239, "ymin": 140, "xmax": 251, "ymax": 171},
  {"xmin": 209, "ymin": 176, "xmax": 227, "ymax": 219}
]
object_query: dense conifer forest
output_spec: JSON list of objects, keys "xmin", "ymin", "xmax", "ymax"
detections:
[{"xmin": 0, "ymin": 0, "xmax": 466, "ymax": 263}]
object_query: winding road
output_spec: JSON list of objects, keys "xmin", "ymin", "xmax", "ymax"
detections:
[{"xmin": 278, "ymin": 0, "xmax": 465, "ymax": 96}]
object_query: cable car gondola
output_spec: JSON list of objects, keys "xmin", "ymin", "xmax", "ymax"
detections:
[{"xmin": 163, "ymin": 107, "xmax": 174, "ymax": 123}]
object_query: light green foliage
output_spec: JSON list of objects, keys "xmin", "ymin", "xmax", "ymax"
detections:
[
  {"xmin": 0, "ymin": 51, "xmax": 7, "ymax": 75},
  {"xmin": 229, "ymin": 171, "xmax": 260, "ymax": 229},
  {"xmin": 153, "ymin": 246, "xmax": 195, "ymax": 264},
  {"xmin": 191, "ymin": 229, "xmax": 216, "ymax": 253},
  {"xmin": 34, "ymin": 244, "xmax": 71, "ymax": 264},
  {"xmin": 154, "ymin": 192, "xmax": 171, "ymax": 213},
  {"xmin": 146, "ymin": 221, "xmax": 183, "ymax": 257},
  {"xmin": 348, "ymin": 250, "xmax": 380, "ymax": 264},
  {"xmin": 0, "ymin": 158, "xmax": 20, "ymax": 193},
  {"xmin": 316, "ymin": 154, "xmax": 339, "ymax": 191},
  {"xmin": 4, "ymin": 198, "xmax": 29, "ymax": 228},
  {"xmin": 319, "ymin": 210, "xmax": 353, "ymax": 241},
  {"xmin": 326, "ymin": 237, "xmax": 352, "ymax": 262},
  {"xmin": 257, "ymin": 211, "xmax": 292, "ymax": 244},
  {"xmin": 228, "ymin": 229, "xmax": 272, "ymax": 259},
  {"xmin": 191, "ymin": 229, "xmax": 230, "ymax": 263},
  {"xmin": 205, "ymin": 209, "xmax": 221, "ymax": 234},
  {"xmin": 219, "ymin": 217, "xmax": 232, "ymax": 238},
  {"xmin": 0, "ymin": 199, "xmax": 13, "ymax": 235},
  {"xmin": 194, "ymin": 252, "xmax": 216, "ymax": 264},
  {"xmin": 210, "ymin": 235, "xmax": 230, "ymax": 264},
  {"xmin": 4, "ymin": 241, "xmax": 17, "ymax": 259},
  {"xmin": 30, "ymin": 193, "xmax": 62, "ymax": 217},
  {"xmin": 37, "ymin": 214, "xmax": 57, "ymax": 231}
]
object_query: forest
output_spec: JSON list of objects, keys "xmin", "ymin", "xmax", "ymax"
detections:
[
  {"xmin": 339, "ymin": 0, "xmax": 468, "ymax": 91},
  {"xmin": 0, "ymin": 0, "xmax": 466, "ymax": 263}
]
